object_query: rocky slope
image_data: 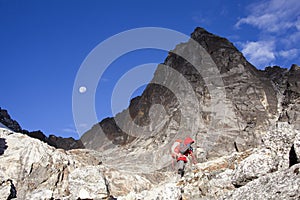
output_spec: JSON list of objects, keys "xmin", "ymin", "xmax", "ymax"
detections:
[
  {"xmin": 0, "ymin": 107, "xmax": 84, "ymax": 150},
  {"xmin": 0, "ymin": 128, "xmax": 176, "ymax": 199},
  {"xmin": 1, "ymin": 122, "xmax": 299, "ymax": 199}
]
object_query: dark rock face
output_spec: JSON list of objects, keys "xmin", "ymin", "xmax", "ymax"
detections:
[
  {"xmin": 81, "ymin": 117, "xmax": 134, "ymax": 151},
  {"xmin": 280, "ymin": 65, "xmax": 300, "ymax": 128},
  {"xmin": 23, "ymin": 130, "xmax": 49, "ymax": 143},
  {"xmin": 260, "ymin": 64, "xmax": 300, "ymax": 130},
  {"xmin": 0, "ymin": 107, "xmax": 84, "ymax": 150},
  {"xmin": 22, "ymin": 130, "xmax": 85, "ymax": 150},
  {"xmin": 48, "ymin": 134, "xmax": 84, "ymax": 150},
  {"xmin": 0, "ymin": 108, "xmax": 22, "ymax": 132},
  {"xmin": 81, "ymin": 27, "xmax": 299, "ymax": 161}
]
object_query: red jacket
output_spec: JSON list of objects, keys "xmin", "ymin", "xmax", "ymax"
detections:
[{"xmin": 177, "ymin": 137, "xmax": 196, "ymax": 163}]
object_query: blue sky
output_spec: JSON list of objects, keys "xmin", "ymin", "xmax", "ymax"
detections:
[{"xmin": 0, "ymin": 0, "xmax": 299, "ymax": 139}]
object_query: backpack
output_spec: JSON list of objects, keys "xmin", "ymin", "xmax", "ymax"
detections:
[
  {"xmin": 179, "ymin": 142, "xmax": 190, "ymax": 154},
  {"xmin": 170, "ymin": 139, "xmax": 190, "ymax": 159}
]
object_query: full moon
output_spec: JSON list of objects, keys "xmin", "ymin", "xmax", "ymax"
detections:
[{"xmin": 79, "ymin": 86, "xmax": 87, "ymax": 93}]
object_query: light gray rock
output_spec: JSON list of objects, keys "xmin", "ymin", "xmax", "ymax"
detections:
[
  {"xmin": 2, "ymin": 125, "xmax": 300, "ymax": 199},
  {"xmin": 68, "ymin": 166, "xmax": 107, "ymax": 199},
  {"xmin": 0, "ymin": 128, "xmax": 108, "ymax": 199},
  {"xmin": 0, "ymin": 128, "xmax": 181, "ymax": 199},
  {"xmin": 225, "ymin": 164, "xmax": 300, "ymax": 200},
  {"xmin": 120, "ymin": 182, "xmax": 181, "ymax": 200},
  {"xmin": 262, "ymin": 122, "xmax": 300, "ymax": 169},
  {"xmin": 231, "ymin": 148, "xmax": 278, "ymax": 186},
  {"xmin": 173, "ymin": 151, "xmax": 252, "ymax": 199}
]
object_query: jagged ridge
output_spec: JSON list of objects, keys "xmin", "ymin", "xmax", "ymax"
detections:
[{"xmin": 0, "ymin": 107, "xmax": 84, "ymax": 150}]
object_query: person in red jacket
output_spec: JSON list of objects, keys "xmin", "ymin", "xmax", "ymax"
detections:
[{"xmin": 177, "ymin": 137, "xmax": 197, "ymax": 177}]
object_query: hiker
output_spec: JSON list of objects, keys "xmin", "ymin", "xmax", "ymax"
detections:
[{"xmin": 171, "ymin": 137, "xmax": 197, "ymax": 177}]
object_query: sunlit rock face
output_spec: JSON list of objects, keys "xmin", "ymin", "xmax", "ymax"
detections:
[{"xmin": 0, "ymin": 128, "xmax": 169, "ymax": 199}]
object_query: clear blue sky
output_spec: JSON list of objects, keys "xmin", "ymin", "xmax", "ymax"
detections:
[{"xmin": 0, "ymin": 0, "xmax": 299, "ymax": 139}]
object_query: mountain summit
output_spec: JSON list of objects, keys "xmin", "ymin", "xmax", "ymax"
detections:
[{"xmin": 81, "ymin": 27, "xmax": 299, "ymax": 161}]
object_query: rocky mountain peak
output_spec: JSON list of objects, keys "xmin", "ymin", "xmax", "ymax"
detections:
[
  {"xmin": 190, "ymin": 27, "xmax": 248, "ymax": 73},
  {"xmin": 81, "ymin": 27, "xmax": 283, "ymax": 160},
  {"xmin": 191, "ymin": 27, "xmax": 235, "ymax": 50}
]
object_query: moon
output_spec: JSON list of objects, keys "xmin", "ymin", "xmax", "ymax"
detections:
[{"xmin": 79, "ymin": 86, "xmax": 87, "ymax": 93}]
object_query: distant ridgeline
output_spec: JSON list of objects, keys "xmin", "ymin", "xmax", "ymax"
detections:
[{"xmin": 0, "ymin": 107, "xmax": 84, "ymax": 150}]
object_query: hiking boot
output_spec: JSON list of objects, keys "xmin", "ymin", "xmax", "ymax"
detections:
[{"xmin": 178, "ymin": 169, "xmax": 184, "ymax": 177}]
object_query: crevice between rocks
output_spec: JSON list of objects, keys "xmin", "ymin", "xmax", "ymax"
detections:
[
  {"xmin": 103, "ymin": 175, "xmax": 114, "ymax": 199},
  {"xmin": 7, "ymin": 179, "xmax": 17, "ymax": 200},
  {"xmin": 289, "ymin": 144, "xmax": 298, "ymax": 167},
  {"xmin": 234, "ymin": 141, "xmax": 239, "ymax": 152}
]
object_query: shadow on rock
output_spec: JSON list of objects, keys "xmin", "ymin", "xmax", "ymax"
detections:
[{"xmin": 0, "ymin": 138, "xmax": 8, "ymax": 155}]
